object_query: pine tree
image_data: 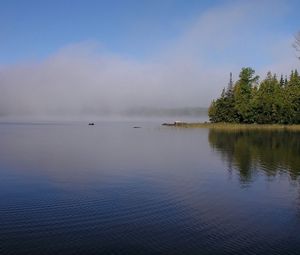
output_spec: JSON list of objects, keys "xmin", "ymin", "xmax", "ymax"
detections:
[
  {"xmin": 234, "ymin": 67, "xmax": 259, "ymax": 123},
  {"xmin": 284, "ymin": 76, "xmax": 288, "ymax": 86},
  {"xmin": 279, "ymin": 74, "xmax": 284, "ymax": 87},
  {"xmin": 293, "ymin": 31, "xmax": 300, "ymax": 60},
  {"xmin": 226, "ymin": 72, "xmax": 234, "ymax": 96}
]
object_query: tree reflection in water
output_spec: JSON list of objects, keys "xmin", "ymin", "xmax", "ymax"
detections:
[{"xmin": 208, "ymin": 129, "xmax": 300, "ymax": 183}]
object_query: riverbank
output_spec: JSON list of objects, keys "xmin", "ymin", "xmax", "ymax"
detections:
[{"xmin": 162, "ymin": 122, "xmax": 300, "ymax": 131}]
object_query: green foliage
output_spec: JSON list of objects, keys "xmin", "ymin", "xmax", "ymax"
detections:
[{"xmin": 208, "ymin": 68, "xmax": 300, "ymax": 124}]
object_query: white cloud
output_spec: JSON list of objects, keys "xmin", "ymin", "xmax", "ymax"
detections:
[{"xmin": 0, "ymin": 0, "xmax": 298, "ymax": 118}]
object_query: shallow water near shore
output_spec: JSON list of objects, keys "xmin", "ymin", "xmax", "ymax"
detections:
[{"xmin": 1, "ymin": 120, "xmax": 300, "ymax": 255}]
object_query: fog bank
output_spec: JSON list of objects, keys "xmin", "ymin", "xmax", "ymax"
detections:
[{"xmin": 0, "ymin": 0, "xmax": 298, "ymax": 119}]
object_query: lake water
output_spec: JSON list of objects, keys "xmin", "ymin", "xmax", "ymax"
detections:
[{"xmin": 1, "ymin": 121, "xmax": 300, "ymax": 254}]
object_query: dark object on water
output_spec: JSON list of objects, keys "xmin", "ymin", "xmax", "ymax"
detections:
[
  {"xmin": 162, "ymin": 123, "xmax": 175, "ymax": 126},
  {"xmin": 88, "ymin": 123, "xmax": 95, "ymax": 126},
  {"xmin": 133, "ymin": 126, "xmax": 141, "ymax": 128},
  {"xmin": 162, "ymin": 121, "xmax": 187, "ymax": 126}
]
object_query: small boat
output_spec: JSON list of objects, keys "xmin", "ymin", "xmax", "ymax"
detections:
[
  {"xmin": 88, "ymin": 123, "xmax": 95, "ymax": 126},
  {"xmin": 162, "ymin": 121, "xmax": 187, "ymax": 126}
]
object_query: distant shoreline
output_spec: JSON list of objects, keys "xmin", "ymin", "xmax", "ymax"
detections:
[{"xmin": 162, "ymin": 122, "xmax": 300, "ymax": 131}]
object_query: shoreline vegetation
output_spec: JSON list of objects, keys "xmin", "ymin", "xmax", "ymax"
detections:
[
  {"xmin": 163, "ymin": 66, "xmax": 300, "ymax": 129},
  {"xmin": 162, "ymin": 122, "xmax": 300, "ymax": 131},
  {"xmin": 208, "ymin": 67, "xmax": 300, "ymax": 124}
]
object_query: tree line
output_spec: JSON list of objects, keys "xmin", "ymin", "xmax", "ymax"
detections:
[{"xmin": 208, "ymin": 67, "xmax": 300, "ymax": 124}]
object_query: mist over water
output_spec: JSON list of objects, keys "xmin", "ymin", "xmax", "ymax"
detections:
[
  {"xmin": 0, "ymin": 1, "xmax": 298, "ymax": 119},
  {"xmin": 0, "ymin": 44, "xmax": 214, "ymax": 118}
]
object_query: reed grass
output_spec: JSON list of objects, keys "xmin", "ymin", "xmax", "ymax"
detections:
[{"xmin": 167, "ymin": 122, "xmax": 300, "ymax": 131}]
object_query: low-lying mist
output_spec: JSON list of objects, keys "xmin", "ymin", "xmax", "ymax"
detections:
[
  {"xmin": 0, "ymin": 41, "xmax": 228, "ymax": 120},
  {"xmin": 0, "ymin": 0, "xmax": 298, "ymax": 120}
]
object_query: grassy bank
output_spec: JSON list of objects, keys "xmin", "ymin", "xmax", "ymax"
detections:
[{"xmin": 164, "ymin": 122, "xmax": 300, "ymax": 131}]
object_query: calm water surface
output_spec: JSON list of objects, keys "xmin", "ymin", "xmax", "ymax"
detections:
[{"xmin": 0, "ymin": 121, "xmax": 300, "ymax": 254}]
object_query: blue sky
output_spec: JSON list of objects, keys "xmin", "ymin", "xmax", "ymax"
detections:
[
  {"xmin": 2, "ymin": 0, "xmax": 298, "ymax": 65},
  {"xmin": 0, "ymin": 0, "xmax": 300, "ymax": 115},
  {"xmin": 1, "ymin": 0, "xmax": 223, "ymax": 64}
]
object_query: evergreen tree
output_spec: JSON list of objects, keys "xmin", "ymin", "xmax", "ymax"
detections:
[
  {"xmin": 226, "ymin": 72, "xmax": 234, "ymax": 96},
  {"xmin": 224, "ymin": 72, "xmax": 238, "ymax": 122},
  {"xmin": 293, "ymin": 31, "xmax": 300, "ymax": 60},
  {"xmin": 208, "ymin": 67, "xmax": 300, "ymax": 124},
  {"xmin": 233, "ymin": 67, "xmax": 259, "ymax": 123},
  {"xmin": 252, "ymin": 72, "xmax": 283, "ymax": 123},
  {"xmin": 208, "ymin": 72, "xmax": 238, "ymax": 123},
  {"xmin": 284, "ymin": 76, "xmax": 288, "ymax": 86},
  {"xmin": 286, "ymin": 70, "xmax": 300, "ymax": 123},
  {"xmin": 279, "ymin": 74, "xmax": 284, "ymax": 87}
]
